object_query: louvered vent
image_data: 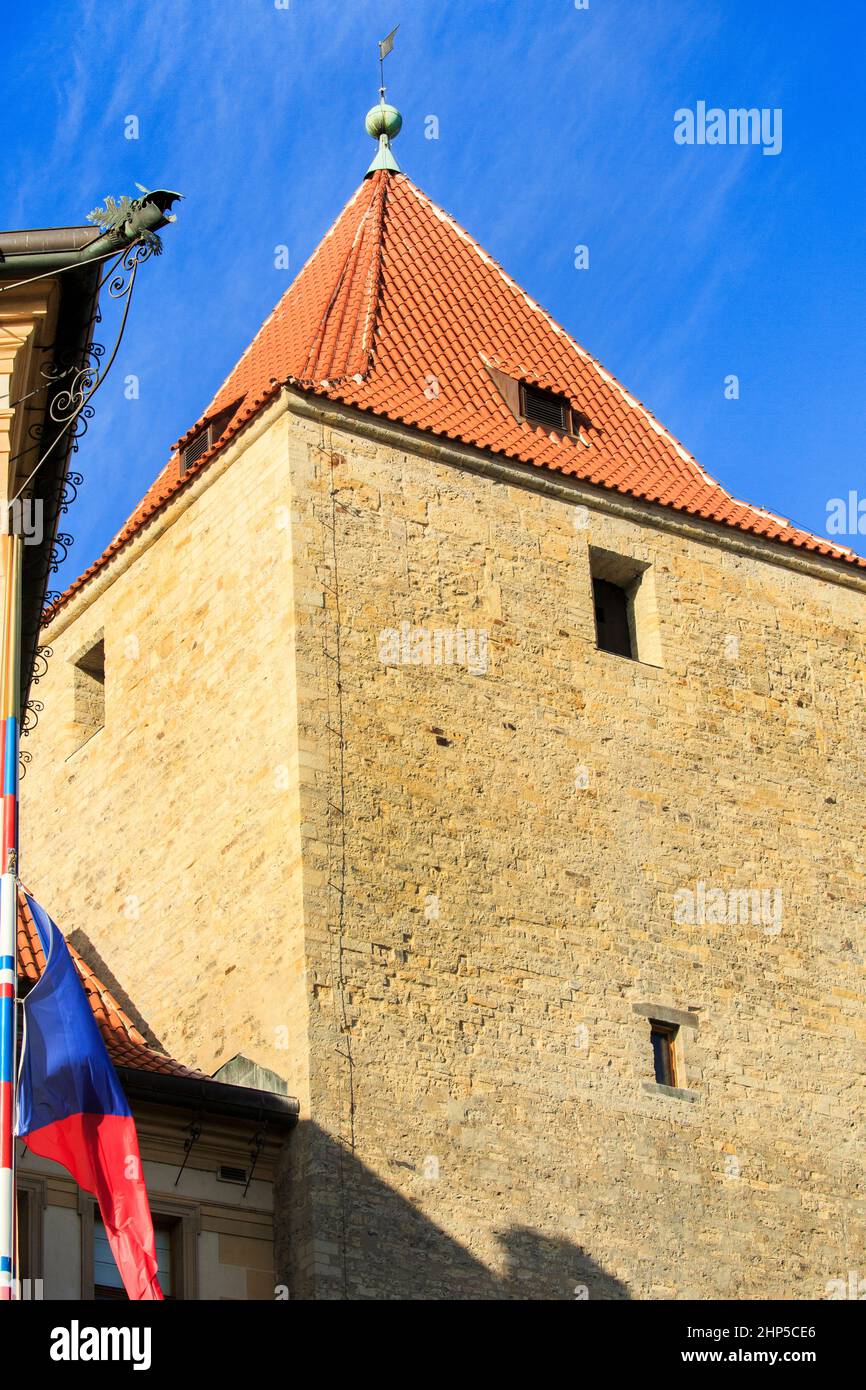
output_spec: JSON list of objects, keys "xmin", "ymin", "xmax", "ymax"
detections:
[
  {"xmin": 217, "ymin": 1164, "xmax": 248, "ymax": 1185},
  {"xmin": 180, "ymin": 425, "xmax": 214, "ymax": 476},
  {"xmin": 521, "ymin": 384, "xmax": 572, "ymax": 433}
]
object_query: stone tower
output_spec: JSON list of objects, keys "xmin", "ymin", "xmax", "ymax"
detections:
[{"xmin": 20, "ymin": 110, "xmax": 866, "ymax": 1300}]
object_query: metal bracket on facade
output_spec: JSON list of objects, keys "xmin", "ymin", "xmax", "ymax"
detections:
[
  {"xmin": 174, "ymin": 1114, "xmax": 203, "ymax": 1188},
  {"xmin": 242, "ymin": 1119, "xmax": 269, "ymax": 1199}
]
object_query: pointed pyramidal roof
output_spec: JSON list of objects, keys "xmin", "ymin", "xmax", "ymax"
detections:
[{"xmin": 53, "ymin": 166, "xmax": 863, "ymax": 611}]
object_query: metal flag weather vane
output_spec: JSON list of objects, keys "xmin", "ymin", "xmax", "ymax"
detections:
[
  {"xmin": 366, "ymin": 27, "xmax": 403, "ymax": 177},
  {"xmin": 378, "ymin": 24, "xmax": 398, "ymax": 94}
]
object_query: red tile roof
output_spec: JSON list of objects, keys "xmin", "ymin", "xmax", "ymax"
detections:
[
  {"xmin": 48, "ymin": 169, "xmax": 864, "ymax": 614},
  {"xmin": 17, "ymin": 889, "xmax": 206, "ymax": 1080}
]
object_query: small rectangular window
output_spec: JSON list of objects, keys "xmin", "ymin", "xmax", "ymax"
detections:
[
  {"xmin": 72, "ymin": 636, "xmax": 105, "ymax": 748},
  {"xmin": 650, "ymin": 1021, "xmax": 679, "ymax": 1087},
  {"xmin": 588, "ymin": 547, "xmax": 663, "ymax": 667},
  {"xmin": 592, "ymin": 577, "xmax": 633, "ymax": 659}
]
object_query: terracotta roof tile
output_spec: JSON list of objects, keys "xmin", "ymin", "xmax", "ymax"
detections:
[
  {"xmin": 46, "ymin": 169, "xmax": 864, "ymax": 617},
  {"xmin": 17, "ymin": 889, "xmax": 207, "ymax": 1080}
]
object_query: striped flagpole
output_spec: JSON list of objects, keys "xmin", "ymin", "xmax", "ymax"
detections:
[{"xmin": 0, "ymin": 531, "xmax": 21, "ymax": 1300}]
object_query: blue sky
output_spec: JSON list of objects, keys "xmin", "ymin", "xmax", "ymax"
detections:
[{"xmin": 4, "ymin": 0, "xmax": 865, "ymax": 587}]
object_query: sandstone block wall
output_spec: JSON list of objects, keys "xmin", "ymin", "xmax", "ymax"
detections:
[
  {"xmin": 283, "ymin": 409, "xmax": 866, "ymax": 1300},
  {"xmin": 21, "ymin": 408, "xmax": 310, "ymax": 1115},
  {"xmin": 23, "ymin": 400, "xmax": 866, "ymax": 1300}
]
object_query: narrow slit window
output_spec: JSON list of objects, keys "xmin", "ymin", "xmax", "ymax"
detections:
[
  {"xmin": 593, "ymin": 577, "xmax": 633, "ymax": 659},
  {"xmin": 72, "ymin": 637, "xmax": 105, "ymax": 744},
  {"xmin": 650, "ymin": 1021, "xmax": 679, "ymax": 1088},
  {"xmin": 588, "ymin": 547, "xmax": 663, "ymax": 667},
  {"xmin": 16, "ymin": 1189, "xmax": 32, "ymax": 1288}
]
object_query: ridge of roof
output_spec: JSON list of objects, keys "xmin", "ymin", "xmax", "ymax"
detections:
[
  {"xmin": 17, "ymin": 889, "xmax": 207, "ymax": 1081},
  {"xmin": 45, "ymin": 169, "xmax": 865, "ymax": 618}
]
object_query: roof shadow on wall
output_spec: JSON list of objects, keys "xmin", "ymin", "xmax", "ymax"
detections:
[
  {"xmin": 279, "ymin": 1123, "xmax": 631, "ymax": 1301},
  {"xmin": 67, "ymin": 928, "xmax": 166, "ymax": 1052}
]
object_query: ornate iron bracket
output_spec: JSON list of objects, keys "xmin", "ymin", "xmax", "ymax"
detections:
[
  {"xmin": 30, "ymin": 646, "xmax": 52, "ymax": 683},
  {"xmin": 8, "ymin": 237, "xmax": 158, "ymax": 511},
  {"xmin": 59, "ymin": 470, "xmax": 84, "ymax": 515},
  {"xmin": 47, "ymin": 533, "xmax": 73, "ymax": 574},
  {"xmin": 22, "ymin": 700, "xmax": 43, "ymax": 737}
]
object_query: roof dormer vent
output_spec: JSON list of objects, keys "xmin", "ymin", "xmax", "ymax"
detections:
[
  {"xmin": 178, "ymin": 403, "xmax": 239, "ymax": 477},
  {"xmin": 520, "ymin": 383, "xmax": 573, "ymax": 433},
  {"xmin": 180, "ymin": 425, "xmax": 214, "ymax": 475}
]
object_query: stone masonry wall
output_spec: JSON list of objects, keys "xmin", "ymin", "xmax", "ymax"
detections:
[
  {"xmin": 21, "ymin": 406, "xmax": 312, "ymax": 1171},
  {"xmin": 23, "ymin": 400, "xmax": 866, "ymax": 1300},
  {"xmin": 283, "ymin": 409, "xmax": 866, "ymax": 1300}
]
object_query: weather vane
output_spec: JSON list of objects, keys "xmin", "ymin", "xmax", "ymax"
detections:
[
  {"xmin": 378, "ymin": 24, "xmax": 398, "ymax": 98},
  {"xmin": 365, "ymin": 25, "xmax": 402, "ymax": 176}
]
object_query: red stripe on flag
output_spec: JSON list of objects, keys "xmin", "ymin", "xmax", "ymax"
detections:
[{"xmin": 23, "ymin": 1112, "xmax": 163, "ymax": 1299}]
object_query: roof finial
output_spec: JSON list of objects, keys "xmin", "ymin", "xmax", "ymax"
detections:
[{"xmin": 365, "ymin": 26, "xmax": 402, "ymax": 176}]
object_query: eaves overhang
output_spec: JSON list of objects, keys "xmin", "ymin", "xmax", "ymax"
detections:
[{"xmin": 117, "ymin": 1066, "xmax": 300, "ymax": 1131}]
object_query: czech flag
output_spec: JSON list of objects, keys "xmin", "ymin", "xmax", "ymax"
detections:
[{"xmin": 16, "ymin": 896, "xmax": 162, "ymax": 1300}]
